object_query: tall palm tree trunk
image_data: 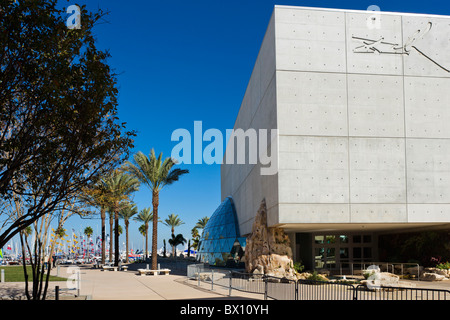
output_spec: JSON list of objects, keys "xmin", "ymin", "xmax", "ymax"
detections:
[
  {"xmin": 101, "ymin": 208, "xmax": 106, "ymax": 265},
  {"xmin": 171, "ymin": 226, "xmax": 175, "ymax": 258},
  {"xmin": 114, "ymin": 208, "xmax": 120, "ymax": 266},
  {"xmin": 151, "ymin": 190, "xmax": 159, "ymax": 270},
  {"xmin": 109, "ymin": 216, "xmax": 113, "ymax": 262},
  {"xmin": 145, "ymin": 223, "xmax": 149, "ymax": 260},
  {"xmin": 125, "ymin": 221, "xmax": 129, "ymax": 263}
]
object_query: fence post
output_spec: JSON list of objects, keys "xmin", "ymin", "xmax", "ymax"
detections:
[
  {"xmin": 55, "ymin": 286, "xmax": 59, "ymax": 300},
  {"xmin": 264, "ymin": 276, "xmax": 268, "ymax": 300},
  {"xmin": 229, "ymin": 271, "xmax": 232, "ymax": 296},
  {"xmin": 417, "ymin": 264, "xmax": 420, "ymax": 281},
  {"xmin": 77, "ymin": 270, "xmax": 80, "ymax": 297},
  {"xmin": 197, "ymin": 265, "xmax": 200, "ymax": 287},
  {"xmin": 295, "ymin": 280, "xmax": 298, "ymax": 300},
  {"xmin": 211, "ymin": 269, "xmax": 214, "ymax": 291}
]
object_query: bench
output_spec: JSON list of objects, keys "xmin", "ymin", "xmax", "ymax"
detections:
[
  {"xmin": 137, "ymin": 268, "xmax": 171, "ymax": 276},
  {"xmin": 102, "ymin": 265, "xmax": 118, "ymax": 271},
  {"xmin": 101, "ymin": 265, "xmax": 128, "ymax": 271}
]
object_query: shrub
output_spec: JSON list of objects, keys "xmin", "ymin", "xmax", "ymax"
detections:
[
  {"xmin": 307, "ymin": 271, "xmax": 327, "ymax": 282},
  {"xmin": 436, "ymin": 261, "xmax": 450, "ymax": 270},
  {"xmin": 293, "ymin": 262, "xmax": 304, "ymax": 273},
  {"xmin": 363, "ymin": 271, "xmax": 376, "ymax": 280}
]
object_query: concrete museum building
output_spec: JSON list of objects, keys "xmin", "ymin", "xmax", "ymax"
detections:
[{"xmin": 197, "ymin": 5, "xmax": 450, "ymax": 272}]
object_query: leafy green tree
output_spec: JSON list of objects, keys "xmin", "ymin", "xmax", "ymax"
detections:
[
  {"xmin": 0, "ymin": 0, "xmax": 135, "ymax": 249},
  {"xmin": 123, "ymin": 149, "xmax": 188, "ymax": 270},
  {"xmin": 134, "ymin": 208, "xmax": 153, "ymax": 259}
]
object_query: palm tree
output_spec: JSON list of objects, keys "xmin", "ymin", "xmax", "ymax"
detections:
[
  {"xmin": 22, "ymin": 226, "xmax": 33, "ymax": 239},
  {"xmin": 103, "ymin": 170, "xmax": 140, "ymax": 266},
  {"xmin": 163, "ymin": 239, "xmax": 167, "ymax": 258},
  {"xmin": 191, "ymin": 227, "xmax": 200, "ymax": 251},
  {"xmin": 84, "ymin": 226, "xmax": 93, "ymax": 263},
  {"xmin": 138, "ymin": 224, "xmax": 147, "ymax": 260},
  {"xmin": 164, "ymin": 214, "xmax": 184, "ymax": 258},
  {"xmin": 119, "ymin": 202, "xmax": 138, "ymax": 263},
  {"xmin": 187, "ymin": 239, "xmax": 191, "ymax": 257},
  {"xmin": 195, "ymin": 216, "xmax": 209, "ymax": 230},
  {"xmin": 168, "ymin": 234, "xmax": 186, "ymax": 258},
  {"xmin": 107, "ymin": 207, "xmax": 114, "ymax": 262},
  {"xmin": 81, "ymin": 178, "xmax": 112, "ymax": 264},
  {"xmin": 191, "ymin": 217, "xmax": 209, "ymax": 251},
  {"xmin": 134, "ymin": 208, "xmax": 153, "ymax": 259},
  {"xmin": 123, "ymin": 149, "xmax": 189, "ymax": 270}
]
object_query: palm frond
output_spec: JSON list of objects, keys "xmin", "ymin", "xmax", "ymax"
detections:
[
  {"xmin": 168, "ymin": 233, "xmax": 187, "ymax": 247},
  {"xmin": 133, "ymin": 207, "xmax": 153, "ymax": 223},
  {"xmin": 164, "ymin": 213, "xmax": 184, "ymax": 227},
  {"xmin": 164, "ymin": 168, "xmax": 189, "ymax": 186},
  {"xmin": 124, "ymin": 149, "xmax": 188, "ymax": 192}
]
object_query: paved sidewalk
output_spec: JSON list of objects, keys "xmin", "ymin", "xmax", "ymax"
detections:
[
  {"xmin": 0, "ymin": 264, "xmax": 262, "ymax": 300},
  {"xmin": 55, "ymin": 264, "xmax": 263, "ymax": 300}
]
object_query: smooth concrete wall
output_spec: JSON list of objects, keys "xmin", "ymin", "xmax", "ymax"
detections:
[
  {"xmin": 275, "ymin": 6, "xmax": 450, "ymax": 228},
  {"xmin": 221, "ymin": 12, "xmax": 278, "ymax": 236},
  {"xmin": 222, "ymin": 5, "xmax": 450, "ymax": 236}
]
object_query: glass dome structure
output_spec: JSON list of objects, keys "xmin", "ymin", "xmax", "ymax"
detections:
[{"xmin": 196, "ymin": 197, "xmax": 246, "ymax": 267}]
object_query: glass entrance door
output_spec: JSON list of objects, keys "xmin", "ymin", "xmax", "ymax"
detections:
[{"xmin": 313, "ymin": 233, "xmax": 374, "ymax": 273}]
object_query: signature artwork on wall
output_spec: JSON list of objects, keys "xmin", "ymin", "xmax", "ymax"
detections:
[{"xmin": 352, "ymin": 22, "xmax": 450, "ymax": 73}]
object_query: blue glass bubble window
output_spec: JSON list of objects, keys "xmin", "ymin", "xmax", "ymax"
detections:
[{"xmin": 197, "ymin": 197, "xmax": 246, "ymax": 267}]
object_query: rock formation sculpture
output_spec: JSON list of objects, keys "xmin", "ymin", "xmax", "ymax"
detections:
[{"xmin": 244, "ymin": 199, "xmax": 297, "ymax": 279}]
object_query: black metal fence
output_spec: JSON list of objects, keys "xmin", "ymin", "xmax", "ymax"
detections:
[
  {"xmin": 354, "ymin": 284, "xmax": 450, "ymax": 300},
  {"xmin": 187, "ymin": 264, "xmax": 450, "ymax": 301},
  {"xmin": 296, "ymin": 279, "xmax": 355, "ymax": 300}
]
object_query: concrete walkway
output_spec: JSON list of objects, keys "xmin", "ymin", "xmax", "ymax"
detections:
[{"xmin": 53, "ymin": 264, "xmax": 263, "ymax": 300}]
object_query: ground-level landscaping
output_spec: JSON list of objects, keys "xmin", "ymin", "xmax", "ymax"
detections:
[{"xmin": 0, "ymin": 266, "xmax": 66, "ymax": 282}]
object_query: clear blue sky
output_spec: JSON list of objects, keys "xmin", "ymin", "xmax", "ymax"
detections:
[{"xmin": 57, "ymin": 0, "xmax": 450, "ymax": 253}]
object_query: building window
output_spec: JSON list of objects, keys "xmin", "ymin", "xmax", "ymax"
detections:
[
  {"xmin": 326, "ymin": 235, "xmax": 336, "ymax": 244},
  {"xmin": 312, "ymin": 232, "xmax": 375, "ymax": 271},
  {"xmin": 315, "ymin": 235, "xmax": 324, "ymax": 244},
  {"xmin": 339, "ymin": 235, "xmax": 349, "ymax": 243},
  {"xmin": 197, "ymin": 197, "xmax": 246, "ymax": 268}
]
